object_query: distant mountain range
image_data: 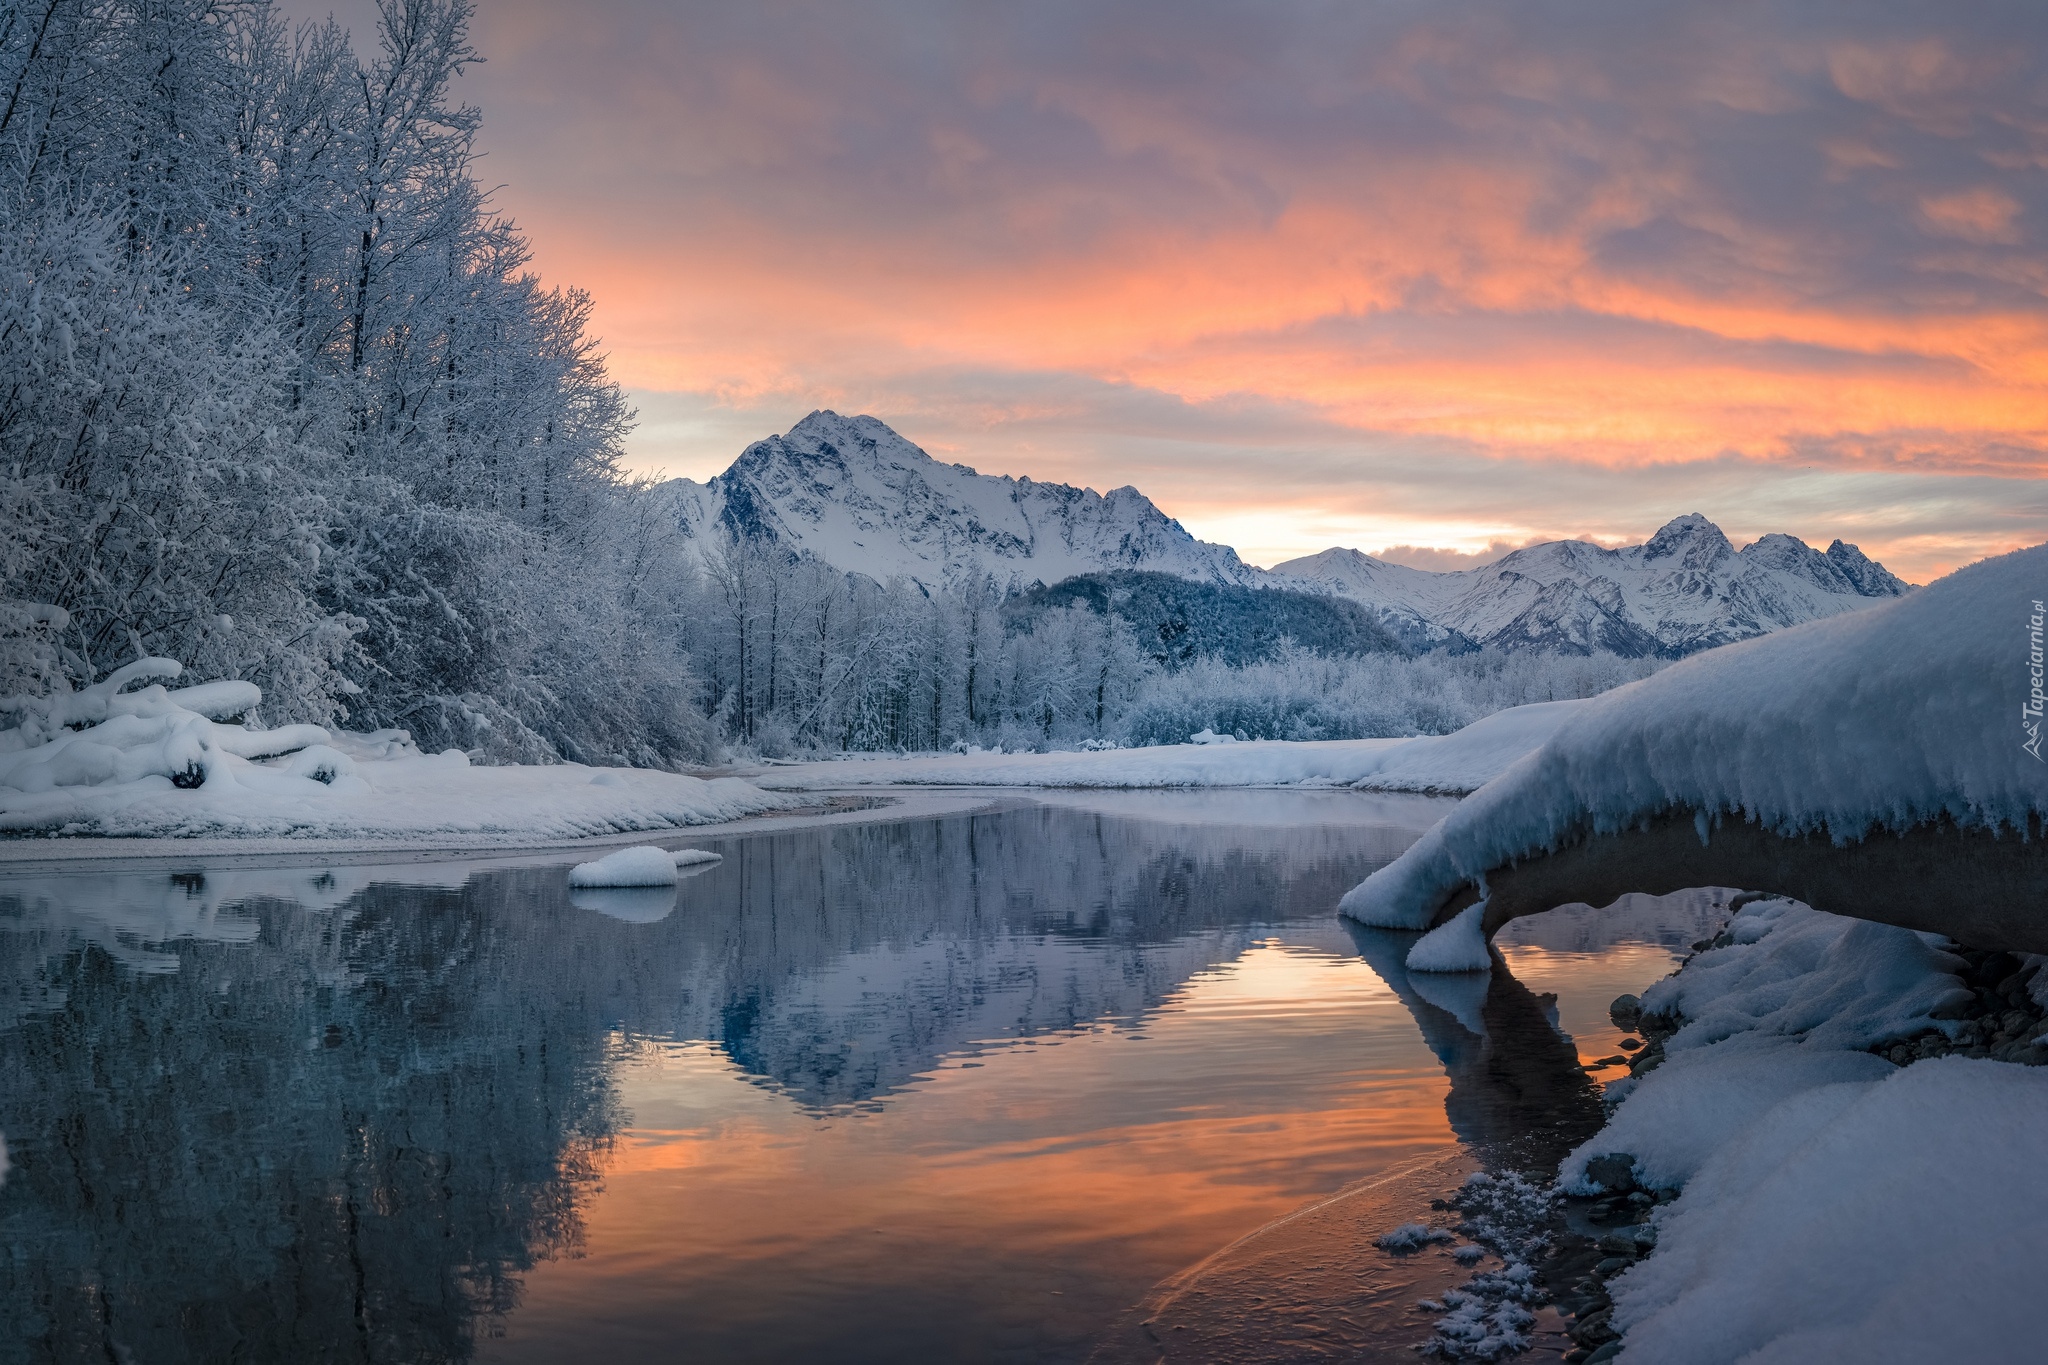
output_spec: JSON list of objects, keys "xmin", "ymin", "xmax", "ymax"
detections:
[
  {"xmin": 1274, "ymin": 517, "xmax": 1909, "ymax": 656},
  {"xmin": 660, "ymin": 412, "xmax": 1910, "ymax": 658}
]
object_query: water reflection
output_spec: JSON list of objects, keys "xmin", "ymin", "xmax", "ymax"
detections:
[
  {"xmin": 0, "ymin": 795, "xmax": 1663, "ymax": 1364},
  {"xmin": 1345, "ymin": 924, "xmax": 1605, "ymax": 1171},
  {"xmin": 0, "ymin": 866, "xmax": 612, "ymax": 1364}
]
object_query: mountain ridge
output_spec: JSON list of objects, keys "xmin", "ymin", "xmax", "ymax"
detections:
[
  {"xmin": 660, "ymin": 412, "xmax": 1910, "ymax": 657},
  {"xmin": 1275, "ymin": 514, "xmax": 1910, "ymax": 657}
]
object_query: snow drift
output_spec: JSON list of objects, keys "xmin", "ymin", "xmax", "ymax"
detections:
[
  {"xmin": 1, "ymin": 660, "xmax": 787, "ymax": 840},
  {"xmin": 1343, "ymin": 545, "xmax": 2048, "ymax": 961}
]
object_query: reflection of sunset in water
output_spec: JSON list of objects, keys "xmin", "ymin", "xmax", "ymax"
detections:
[
  {"xmin": 1, "ymin": 797, "xmax": 1713, "ymax": 1363},
  {"xmin": 488, "ymin": 940, "xmax": 1457, "ymax": 1360}
]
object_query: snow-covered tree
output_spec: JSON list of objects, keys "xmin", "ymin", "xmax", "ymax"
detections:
[{"xmin": 0, "ymin": 0, "xmax": 704, "ymax": 764}]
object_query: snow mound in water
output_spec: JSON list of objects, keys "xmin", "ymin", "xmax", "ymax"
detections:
[
  {"xmin": 1406, "ymin": 901, "xmax": 1494, "ymax": 973},
  {"xmin": 568, "ymin": 845, "xmax": 688, "ymax": 887},
  {"xmin": 1343, "ymin": 544, "xmax": 2048, "ymax": 931}
]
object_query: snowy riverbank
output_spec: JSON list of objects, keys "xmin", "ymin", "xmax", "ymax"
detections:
[
  {"xmin": 746, "ymin": 698, "xmax": 1584, "ymax": 795},
  {"xmin": 1, "ymin": 747, "xmax": 793, "ymax": 842},
  {"xmin": 1, "ymin": 658, "xmax": 1569, "ymax": 845},
  {"xmin": 1430, "ymin": 897, "xmax": 2048, "ymax": 1363},
  {"xmin": 0, "ymin": 659, "xmax": 795, "ymax": 843}
]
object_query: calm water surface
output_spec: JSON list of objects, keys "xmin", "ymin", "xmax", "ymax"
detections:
[{"xmin": 0, "ymin": 792, "xmax": 1727, "ymax": 1363}]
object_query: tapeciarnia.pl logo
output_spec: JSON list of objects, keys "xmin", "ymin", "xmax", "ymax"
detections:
[{"xmin": 2028, "ymin": 599, "xmax": 2046, "ymax": 762}]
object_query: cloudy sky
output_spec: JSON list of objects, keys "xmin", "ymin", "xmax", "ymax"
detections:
[{"xmin": 316, "ymin": 1, "xmax": 2045, "ymax": 578}]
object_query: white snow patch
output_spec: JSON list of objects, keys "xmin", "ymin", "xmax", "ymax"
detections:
[
  {"xmin": 1608, "ymin": 1060, "xmax": 2048, "ymax": 1364},
  {"xmin": 1632, "ymin": 900, "xmax": 1973, "ymax": 1055},
  {"xmin": 1, "ymin": 663, "xmax": 788, "ymax": 841},
  {"xmin": 1343, "ymin": 545, "xmax": 2048, "ymax": 935},
  {"xmin": 1568, "ymin": 1037, "xmax": 1894, "ymax": 1194},
  {"xmin": 568, "ymin": 845, "xmax": 683, "ymax": 887},
  {"xmin": 1406, "ymin": 901, "xmax": 1495, "ymax": 974}
]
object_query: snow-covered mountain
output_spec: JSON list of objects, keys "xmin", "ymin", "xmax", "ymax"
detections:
[
  {"xmin": 663, "ymin": 413, "xmax": 1909, "ymax": 657},
  {"xmin": 657, "ymin": 410, "xmax": 1260, "ymax": 591},
  {"xmin": 1273, "ymin": 514, "xmax": 1909, "ymax": 657}
]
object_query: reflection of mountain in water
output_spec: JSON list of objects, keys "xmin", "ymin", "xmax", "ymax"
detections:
[
  {"xmin": 0, "ymin": 804, "xmax": 1405, "ymax": 1362},
  {"xmin": 667, "ymin": 807, "xmax": 1402, "ymax": 1107}
]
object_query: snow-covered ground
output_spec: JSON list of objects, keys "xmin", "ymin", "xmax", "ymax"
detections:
[
  {"xmin": 1345, "ymin": 543, "xmax": 2048, "ymax": 951},
  {"xmin": 2, "ymin": 747, "xmax": 788, "ymax": 842},
  {"xmin": 0, "ymin": 660, "xmax": 790, "ymax": 841},
  {"xmin": 749, "ymin": 698, "xmax": 1585, "ymax": 794},
  {"xmin": 1556, "ymin": 897, "xmax": 2048, "ymax": 1363}
]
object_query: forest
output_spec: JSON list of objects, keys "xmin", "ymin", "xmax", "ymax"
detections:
[{"xmin": 0, "ymin": 0, "xmax": 1657, "ymax": 766}]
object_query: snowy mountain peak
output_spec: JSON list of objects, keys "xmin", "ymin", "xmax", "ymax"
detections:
[
  {"xmin": 1642, "ymin": 513, "xmax": 1734, "ymax": 568},
  {"xmin": 1825, "ymin": 539, "xmax": 1910, "ymax": 597},
  {"xmin": 657, "ymin": 413, "xmax": 1262, "ymax": 591},
  {"xmin": 661, "ymin": 417, "xmax": 1908, "ymax": 659}
]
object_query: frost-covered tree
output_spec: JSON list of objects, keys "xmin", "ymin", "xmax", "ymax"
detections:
[{"xmin": 0, "ymin": 0, "xmax": 705, "ymax": 764}]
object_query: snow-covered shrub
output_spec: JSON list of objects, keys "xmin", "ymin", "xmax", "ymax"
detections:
[{"xmin": 0, "ymin": 657, "xmax": 342, "ymax": 801}]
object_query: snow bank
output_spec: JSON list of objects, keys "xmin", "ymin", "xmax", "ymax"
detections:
[
  {"xmin": 1607, "ymin": 1060, "xmax": 2048, "ymax": 1364},
  {"xmin": 749, "ymin": 699, "xmax": 1585, "ymax": 794},
  {"xmin": 1, "ymin": 662, "xmax": 788, "ymax": 840},
  {"xmin": 1344, "ymin": 545, "xmax": 2048, "ymax": 933},
  {"xmin": 1556, "ymin": 898, "xmax": 2048, "ymax": 1361},
  {"xmin": 1562, "ymin": 899, "xmax": 1970, "ymax": 1190}
]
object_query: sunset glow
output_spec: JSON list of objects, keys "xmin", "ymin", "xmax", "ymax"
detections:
[{"xmin": 435, "ymin": 0, "xmax": 2048, "ymax": 579}]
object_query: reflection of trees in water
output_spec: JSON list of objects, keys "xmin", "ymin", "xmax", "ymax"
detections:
[
  {"xmin": 0, "ymin": 880, "xmax": 619, "ymax": 1365},
  {"xmin": 0, "ymin": 806, "xmax": 1395, "ymax": 1362}
]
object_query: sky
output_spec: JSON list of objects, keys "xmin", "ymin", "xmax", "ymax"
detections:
[{"xmin": 314, "ymin": 1, "xmax": 2045, "ymax": 579}]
